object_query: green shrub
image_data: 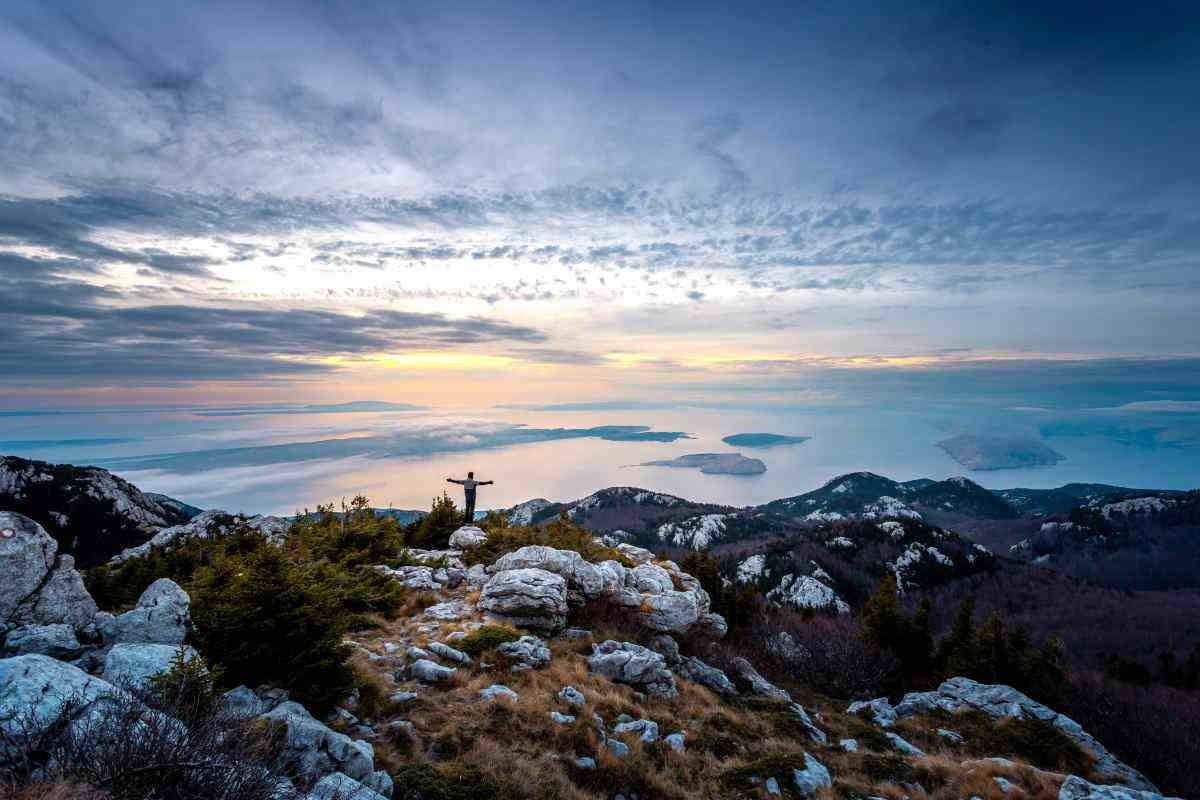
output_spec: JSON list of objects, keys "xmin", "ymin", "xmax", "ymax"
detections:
[
  {"xmin": 390, "ymin": 762, "xmax": 516, "ymax": 800},
  {"xmin": 148, "ymin": 649, "xmax": 223, "ymax": 726},
  {"xmin": 405, "ymin": 492, "xmax": 462, "ymax": 549},
  {"xmin": 189, "ymin": 543, "xmax": 355, "ymax": 715},
  {"xmin": 455, "ymin": 624, "xmax": 522, "ymax": 656}
]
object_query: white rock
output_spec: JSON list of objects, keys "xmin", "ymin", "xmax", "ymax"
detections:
[
  {"xmin": 665, "ymin": 731, "xmax": 686, "ymax": 752},
  {"xmin": 409, "ymin": 659, "xmax": 456, "ymax": 682},
  {"xmin": 847, "ymin": 697, "xmax": 897, "ymax": 727},
  {"xmin": 1058, "ymin": 775, "xmax": 1180, "ymax": 800},
  {"xmin": 258, "ymin": 701, "xmax": 376, "ymax": 781},
  {"xmin": 491, "ymin": 546, "xmax": 605, "ymax": 602},
  {"xmin": 551, "ymin": 711, "xmax": 576, "ymax": 724},
  {"xmin": 1, "ymin": 623, "xmax": 84, "ymax": 659},
  {"xmin": 587, "ymin": 640, "xmax": 676, "ymax": 697},
  {"xmin": 558, "ymin": 685, "xmax": 586, "ymax": 707},
  {"xmin": 103, "ymin": 578, "xmax": 190, "ymax": 645},
  {"xmin": 448, "ymin": 525, "xmax": 488, "ymax": 549},
  {"xmin": 306, "ymin": 772, "xmax": 388, "ymax": 800},
  {"xmin": 885, "ymin": 731, "xmax": 924, "ymax": 756},
  {"xmin": 839, "ymin": 738, "xmax": 858, "ymax": 752},
  {"xmin": 629, "ymin": 563, "xmax": 674, "ymax": 594},
  {"xmin": 496, "ymin": 635, "xmax": 551, "ymax": 671},
  {"xmin": 427, "ymin": 641, "xmax": 470, "ymax": 664},
  {"xmin": 0, "ymin": 654, "xmax": 127, "ymax": 754},
  {"xmin": 677, "ymin": 656, "xmax": 738, "ymax": 696},
  {"xmin": 478, "ymin": 568, "xmax": 568, "ymax": 632},
  {"xmin": 479, "ymin": 684, "xmax": 518, "ymax": 701},
  {"xmin": 613, "ymin": 718, "xmax": 659, "ymax": 742},
  {"xmin": 766, "ymin": 574, "xmax": 849, "ymax": 614}
]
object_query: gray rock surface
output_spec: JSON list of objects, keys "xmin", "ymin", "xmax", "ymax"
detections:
[
  {"xmin": 258, "ymin": 700, "xmax": 376, "ymax": 782},
  {"xmin": 665, "ymin": 731, "xmax": 686, "ymax": 752},
  {"xmin": 496, "ymin": 635, "xmax": 551, "ymax": 671},
  {"xmin": 677, "ymin": 656, "xmax": 738, "ymax": 696},
  {"xmin": 306, "ymin": 771, "xmax": 389, "ymax": 800},
  {"xmin": 479, "ymin": 684, "xmax": 519, "ymax": 701},
  {"xmin": 587, "ymin": 640, "xmax": 676, "ymax": 697},
  {"xmin": 730, "ymin": 657, "xmax": 790, "ymax": 700},
  {"xmin": 0, "ymin": 654, "xmax": 126, "ymax": 755},
  {"xmin": 409, "ymin": 659, "xmax": 456, "ymax": 682},
  {"xmin": 847, "ymin": 697, "xmax": 898, "ymax": 727},
  {"xmin": 427, "ymin": 641, "xmax": 471, "ymax": 664},
  {"xmin": 447, "ymin": 525, "xmax": 488, "ymax": 550},
  {"xmin": 613, "ymin": 718, "xmax": 659, "ymax": 743},
  {"xmin": 558, "ymin": 685, "xmax": 585, "ymax": 707},
  {"xmin": 0, "ymin": 512, "xmax": 59, "ymax": 624},
  {"xmin": 103, "ymin": 578, "xmax": 190, "ymax": 645},
  {"xmin": 478, "ymin": 568, "xmax": 568, "ymax": 631},
  {"xmin": 792, "ymin": 752, "xmax": 832, "ymax": 797},
  {"xmin": 1, "ymin": 623, "xmax": 84, "ymax": 659},
  {"xmin": 1057, "ymin": 776, "xmax": 1179, "ymax": 800},
  {"xmin": 222, "ymin": 685, "xmax": 267, "ymax": 720},
  {"xmin": 101, "ymin": 643, "xmax": 200, "ymax": 689},
  {"xmin": 14, "ymin": 555, "xmax": 98, "ymax": 630},
  {"xmin": 894, "ymin": 677, "xmax": 1158, "ymax": 792},
  {"xmin": 490, "ymin": 546, "xmax": 605, "ymax": 602}
]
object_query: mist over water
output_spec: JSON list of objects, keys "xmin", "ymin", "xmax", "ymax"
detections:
[{"xmin": 2, "ymin": 402, "xmax": 1196, "ymax": 515}]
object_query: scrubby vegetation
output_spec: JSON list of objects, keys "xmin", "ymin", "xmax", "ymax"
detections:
[
  {"xmin": 85, "ymin": 497, "xmax": 412, "ymax": 714},
  {"xmin": 463, "ymin": 512, "xmax": 629, "ymax": 567}
]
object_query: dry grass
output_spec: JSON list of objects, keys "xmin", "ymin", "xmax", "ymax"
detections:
[{"xmin": 0, "ymin": 785, "xmax": 107, "ymax": 800}]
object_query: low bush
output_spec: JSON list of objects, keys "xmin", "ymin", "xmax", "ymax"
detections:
[
  {"xmin": 455, "ymin": 624, "xmax": 521, "ymax": 656},
  {"xmin": 461, "ymin": 513, "xmax": 628, "ymax": 567}
]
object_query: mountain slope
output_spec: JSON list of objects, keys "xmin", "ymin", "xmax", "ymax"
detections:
[{"xmin": 0, "ymin": 455, "xmax": 198, "ymax": 566}]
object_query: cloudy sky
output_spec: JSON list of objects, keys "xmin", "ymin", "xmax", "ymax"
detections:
[{"xmin": 2, "ymin": 0, "xmax": 1199, "ymax": 410}]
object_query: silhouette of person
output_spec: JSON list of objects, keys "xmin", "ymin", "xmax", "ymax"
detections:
[{"xmin": 446, "ymin": 471, "xmax": 493, "ymax": 523}]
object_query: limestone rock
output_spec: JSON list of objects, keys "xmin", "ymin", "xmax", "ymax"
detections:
[
  {"xmin": 222, "ymin": 685, "xmax": 267, "ymax": 720},
  {"xmin": 448, "ymin": 525, "xmax": 488, "ymax": 550},
  {"xmin": 613, "ymin": 718, "xmax": 659, "ymax": 743},
  {"xmin": 307, "ymin": 772, "xmax": 388, "ymax": 800},
  {"xmin": 558, "ymin": 685, "xmax": 586, "ymax": 707},
  {"xmin": 665, "ymin": 731, "xmax": 686, "ymax": 752},
  {"xmin": 895, "ymin": 677, "xmax": 1157, "ymax": 792},
  {"xmin": 14, "ymin": 555, "xmax": 98, "ymax": 631},
  {"xmin": 0, "ymin": 654, "xmax": 126, "ymax": 757},
  {"xmin": 0, "ymin": 512, "xmax": 58, "ymax": 624},
  {"xmin": 847, "ymin": 697, "xmax": 897, "ymax": 727},
  {"xmin": 1057, "ymin": 776, "xmax": 1180, "ymax": 800},
  {"xmin": 638, "ymin": 591, "xmax": 701, "ymax": 633},
  {"xmin": 496, "ymin": 635, "xmax": 551, "ymax": 671},
  {"xmin": 478, "ymin": 568, "xmax": 568, "ymax": 632},
  {"xmin": 409, "ymin": 659, "xmax": 456, "ymax": 683},
  {"xmin": 103, "ymin": 578, "xmax": 190, "ymax": 645},
  {"xmin": 629, "ymin": 563, "xmax": 674, "ymax": 594},
  {"xmin": 677, "ymin": 656, "xmax": 738, "ymax": 696},
  {"xmin": 258, "ymin": 701, "xmax": 376, "ymax": 782},
  {"xmin": 101, "ymin": 643, "xmax": 200, "ymax": 690},
  {"xmin": 2, "ymin": 623, "xmax": 84, "ymax": 659},
  {"xmin": 490, "ymin": 546, "xmax": 605, "ymax": 602},
  {"xmin": 427, "ymin": 641, "xmax": 471, "ymax": 664},
  {"xmin": 479, "ymin": 684, "xmax": 519, "ymax": 702},
  {"xmin": 587, "ymin": 640, "xmax": 676, "ymax": 697},
  {"xmin": 792, "ymin": 752, "xmax": 832, "ymax": 797},
  {"xmin": 730, "ymin": 657, "xmax": 790, "ymax": 700}
]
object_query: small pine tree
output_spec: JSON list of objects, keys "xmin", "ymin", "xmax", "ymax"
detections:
[
  {"xmin": 860, "ymin": 574, "xmax": 905, "ymax": 650},
  {"xmin": 976, "ymin": 611, "xmax": 1010, "ymax": 683},
  {"xmin": 940, "ymin": 595, "xmax": 979, "ymax": 677}
]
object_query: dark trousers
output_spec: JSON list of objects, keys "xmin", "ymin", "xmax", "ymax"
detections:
[{"xmin": 463, "ymin": 490, "xmax": 476, "ymax": 522}]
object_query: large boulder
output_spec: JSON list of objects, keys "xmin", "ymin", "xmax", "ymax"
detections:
[
  {"xmin": 258, "ymin": 700, "xmax": 376, "ymax": 782},
  {"xmin": 490, "ymin": 546, "xmax": 605, "ymax": 603},
  {"xmin": 103, "ymin": 578, "xmax": 190, "ymax": 645},
  {"xmin": 792, "ymin": 752, "xmax": 832, "ymax": 797},
  {"xmin": 447, "ymin": 525, "xmax": 488, "ymax": 550},
  {"xmin": 894, "ymin": 677, "xmax": 1158, "ymax": 792},
  {"xmin": 638, "ymin": 591, "xmax": 701, "ymax": 633},
  {"xmin": 0, "ymin": 512, "xmax": 62, "ymax": 623},
  {"xmin": 13, "ymin": 555, "xmax": 98, "ymax": 631},
  {"xmin": 0, "ymin": 654, "xmax": 127, "ymax": 757},
  {"xmin": 2, "ymin": 623, "xmax": 85, "ymax": 659},
  {"xmin": 1058, "ymin": 776, "xmax": 1180, "ymax": 800},
  {"xmin": 629, "ymin": 563, "xmax": 674, "ymax": 594},
  {"xmin": 101, "ymin": 643, "xmax": 200, "ymax": 690},
  {"xmin": 587, "ymin": 640, "xmax": 677, "ymax": 697},
  {"xmin": 478, "ymin": 568, "xmax": 568, "ymax": 632}
]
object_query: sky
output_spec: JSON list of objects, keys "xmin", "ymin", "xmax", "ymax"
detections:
[{"xmin": 1, "ymin": 0, "xmax": 1199, "ymax": 418}]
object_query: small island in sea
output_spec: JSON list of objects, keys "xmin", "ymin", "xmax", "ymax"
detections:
[
  {"xmin": 637, "ymin": 452, "xmax": 767, "ymax": 475},
  {"xmin": 721, "ymin": 433, "xmax": 810, "ymax": 448},
  {"xmin": 937, "ymin": 433, "xmax": 1066, "ymax": 471}
]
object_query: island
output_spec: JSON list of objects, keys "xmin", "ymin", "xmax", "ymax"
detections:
[
  {"xmin": 936, "ymin": 434, "xmax": 1066, "ymax": 471},
  {"xmin": 637, "ymin": 452, "xmax": 767, "ymax": 475},
  {"xmin": 721, "ymin": 433, "xmax": 810, "ymax": 448}
]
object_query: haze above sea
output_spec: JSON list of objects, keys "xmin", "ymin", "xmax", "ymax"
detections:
[{"xmin": 1, "ymin": 402, "xmax": 1197, "ymax": 515}]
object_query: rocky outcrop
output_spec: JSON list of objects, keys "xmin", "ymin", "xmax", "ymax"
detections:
[
  {"xmin": 587, "ymin": 640, "xmax": 677, "ymax": 697},
  {"xmin": 102, "ymin": 578, "xmax": 190, "ymax": 645},
  {"xmin": 478, "ymin": 568, "xmax": 569, "ymax": 631},
  {"xmin": 307, "ymin": 772, "xmax": 389, "ymax": 800},
  {"xmin": 791, "ymin": 752, "xmax": 832, "ymax": 797},
  {"xmin": 490, "ymin": 546, "xmax": 605, "ymax": 603},
  {"xmin": 258, "ymin": 700, "xmax": 378, "ymax": 785},
  {"xmin": 1057, "ymin": 776, "xmax": 1180, "ymax": 800},
  {"xmin": 888, "ymin": 677, "xmax": 1157, "ymax": 792},
  {"xmin": 111, "ymin": 510, "xmax": 288, "ymax": 564}
]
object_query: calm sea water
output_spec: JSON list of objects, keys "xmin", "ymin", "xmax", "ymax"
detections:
[{"xmin": 1, "ymin": 404, "xmax": 1197, "ymax": 515}]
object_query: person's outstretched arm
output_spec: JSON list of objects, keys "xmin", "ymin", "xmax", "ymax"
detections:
[
  {"xmin": 480, "ymin": 480, "xmax": 494, "ymax": 486},
  {"xmin": 446, "ymin": 477, "xmax": 463, "ymax": 484}
]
